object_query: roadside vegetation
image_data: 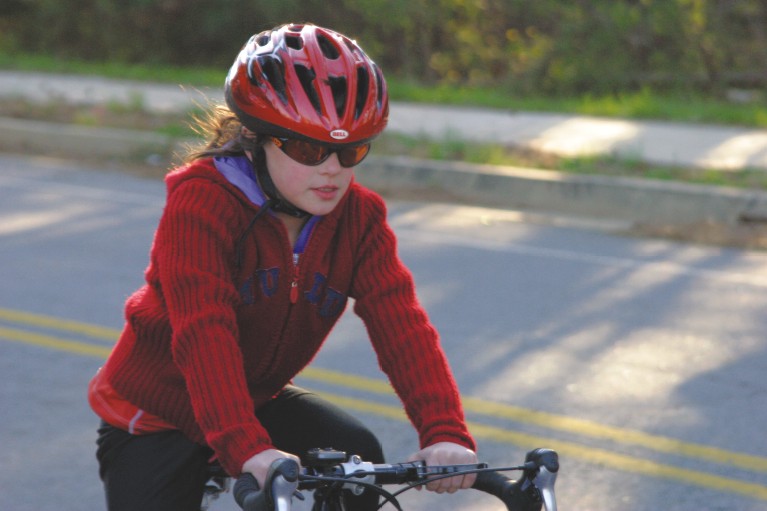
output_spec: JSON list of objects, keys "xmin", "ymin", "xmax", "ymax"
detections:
[
  {"xmin": 2, "ymin": 53, "xmax": 766, "ymax": 193},
  {"xmin": 3, "ymin": 0, "xmax": 767, "ymax": 249},
  {"xmin": 3, "ymin": 0, "xmax": 767, "ymax": 184},
  {"xmin": 4, "ymin": 0, "xmax": 765, "ymax": 129},
  {"xmin": 4, "ymin": 52, "xmax": 767, "ymax": 129},
  {"xmin": 5, "ymin": 88, "xmax": 767, "ymax": 250}
]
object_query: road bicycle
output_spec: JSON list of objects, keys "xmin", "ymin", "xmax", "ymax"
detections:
[{"xmin": 220, "ymin": 446, "xmax": 559, "ymax": 511}]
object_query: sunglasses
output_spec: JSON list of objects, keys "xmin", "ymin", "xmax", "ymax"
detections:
[{"xmin": 270, "ymin": 137, "xmax": 371, "ymax": 168}]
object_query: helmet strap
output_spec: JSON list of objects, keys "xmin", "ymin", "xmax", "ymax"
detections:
[{"xmin": 252, "ymin": 147, "xmax": 311, "ymax": 219}]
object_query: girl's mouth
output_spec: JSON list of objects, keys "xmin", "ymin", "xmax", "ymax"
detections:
[{"xmin": 312, "ymin": 185, "xmax": 339, "ymax": 200}]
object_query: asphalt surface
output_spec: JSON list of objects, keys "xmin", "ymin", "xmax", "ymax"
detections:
[
  {"xmin": 2, "ymin": 71, "xmax": 767, "ymax": 511},
  {"xmin": 2, "ymin": 155, "xmax": 767, "ymax": 511},
  {"xmin": 3, "ymin": 70, "xmax": 767, "ymax": 227},
  {"xmin": 2, "ymin": 71, "xmax": 767, "ymax": 510}
]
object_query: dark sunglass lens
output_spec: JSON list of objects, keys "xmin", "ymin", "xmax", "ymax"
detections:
[
  {"xmin": 273, "ymin": 137, "xmax": 369, "ymax": 167},
  {"xmin": 284, "ymin": 139, "xmax": 330, "ymax": 165},
  {"xmin": 338, "ymin": 144, "xmax": 371, "ymax": 167}
]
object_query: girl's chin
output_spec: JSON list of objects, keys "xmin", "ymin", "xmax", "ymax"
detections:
[{"xmin": 306, "ymin": 203, "xmax": 338, "ymax": 216}]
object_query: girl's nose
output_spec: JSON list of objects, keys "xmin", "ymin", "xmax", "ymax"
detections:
[{"xmin": 319, "ymin": 153, "xmax": 343, "ymax": 175}]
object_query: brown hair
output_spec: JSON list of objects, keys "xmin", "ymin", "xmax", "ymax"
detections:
[{"xmin": 183, "ymin": 104, "xmax": 262, "ymax": 163}]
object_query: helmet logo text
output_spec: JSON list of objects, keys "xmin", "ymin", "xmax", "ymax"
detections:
[{"xmin": 330, "ymin": 129, "xmax": 349, "ymax": 140}]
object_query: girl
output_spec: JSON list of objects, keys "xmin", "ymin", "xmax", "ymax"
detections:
[{"xmin": 89, "ymin": 23, "xmax": 477, "ymax": 511}]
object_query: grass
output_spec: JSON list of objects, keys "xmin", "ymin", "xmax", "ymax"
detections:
[
  {"xmin": 0, "ymin": 52, "xmax": 224, "ymax": 87},
  {"xmin": 3, "ymin": 94, "xmax": 766, "ymax": 191},
  {"xmin": 532, "ymin": 87, "xmax": 767, "ymax": 127},
  {"xmin": 387, "ymin": 80, "xmax": 767, "ymax": 128},
  {"xmin": 374, "ymin": 133, "xmax": 767, "ymax": 191},
  {"xmin": 3, "ymin": 51, "xmax": 767, "ymax": 128},
  {"xmin": 3, "ymin": 52, "xmax": 767, "ymax": 191}
]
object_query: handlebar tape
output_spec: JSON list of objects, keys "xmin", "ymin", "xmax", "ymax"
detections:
[{"xmin": 473, "ymin": 469, "xmax": 543, "ymax": 511}]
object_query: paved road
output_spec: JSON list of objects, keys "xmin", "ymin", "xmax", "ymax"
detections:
[
  {"xmin": 2, "ymin": 70, "xmax": 767, "ymax": 171},
  {"xmin": 1, "ymin": 155, "xmax": 766, "ymax": 510}
]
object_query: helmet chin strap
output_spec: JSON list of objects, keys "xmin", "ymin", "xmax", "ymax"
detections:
[{"xmin": 252, "ymin": 147, "xmax": 310, "ymax": 219}]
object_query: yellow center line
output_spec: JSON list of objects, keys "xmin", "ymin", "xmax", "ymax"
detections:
[
  {"xmin": 2, "ymin": 306, "xmax": 766, "ymax": 502},
  {"xmin": 0, "ymin": 307, "xmax": 119, "ymax": 340},
  {"xmin": 315, "ymin": 392, "xmax": 767, "ymax": 503},
  {"xmin": 0, "ymin": 326, "xmax": 113, "ymax": 358},
  {"xmin": 298, "ymin": 367, "xmax": 767, "ymax": 474},
  {"xmin": 462, "ymin": 397, "xmax": 767, "ymax": 474}
]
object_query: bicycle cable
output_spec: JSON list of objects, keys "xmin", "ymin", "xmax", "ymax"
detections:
[
  {"xmin": 303, "ymin": 464, "xmax": 528, "ymax": 510},
  {"xmin": 298, "ymin": 474, "xmax": 408, "ymax": 511},
  {"xmin": 379, "ymin": 464, "xmax": 529, "ymax": 507}
]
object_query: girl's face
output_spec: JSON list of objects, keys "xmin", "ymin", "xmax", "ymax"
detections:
[{"xmin": 263, "ymin": 140, "xmax": 354, "ymax": 217}]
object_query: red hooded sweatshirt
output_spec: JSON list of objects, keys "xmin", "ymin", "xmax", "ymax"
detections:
[{"xmin": 90, "ymin": 156, "xmax": 474, "ymax": 476}]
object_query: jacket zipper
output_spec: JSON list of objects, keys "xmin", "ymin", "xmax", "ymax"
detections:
[
  {"xmin": 290, "ymin": 253, "xmax": 300, "ymax": 304},
  {"xmin": 288, "ymin": 215, "xmax": 320, "ymax": 305}
]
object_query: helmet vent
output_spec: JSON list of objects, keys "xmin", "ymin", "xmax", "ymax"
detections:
[
  {"xmin": 285, "ymin": 34, "xmax": 303, "ymax": 51},
  {"xmin": 328, "ymin": 76, "xmax": 348, "ymax": 119},
  {"xmin": 259, "ymin": 56, "xmax": 287, "ymax": 102},
  {"xmin": 317, "ymin": 34, "xmax": 340, "ymax": 60},
  {"xmin": 294, "ymin": 64, "xmax": 322, "ymax": 115},
  {"xmin": 256, "ymin": 33, "xmax": 270, "ymax": 46},
  {"xmin": 246, "ymin": 56, "xmax": 260, "ymax": 86},
  {"xmin": 354, "ymin": 67, "xmax": 369, "ymax": 120},
  {"xmin": 373, "ymin": 64, "xmax": 385, "ymax": 109}
]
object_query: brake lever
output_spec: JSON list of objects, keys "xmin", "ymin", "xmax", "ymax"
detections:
[
  {"xmin": 524, "ymin": 449, "xmax": 559, "ymax": 511},
  {"xmin": 272, "ymin": 467, "xmax": 300, "ymax": 511},
  {"xmin": 534, "ymin": 465, "xmax": 557, "ymax": 511},
  {"xmin": 234, "ymin": 458, "xmax": 300, "ymax": 511}
]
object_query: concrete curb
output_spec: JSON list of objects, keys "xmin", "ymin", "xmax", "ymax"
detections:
[
  {"xmin": 358, "ymin": 156, "xmax": 767, "ymax": 226},
  {"xmin": 0, "ymin": 116, "xmax": 177, "ymax": 159},
  {"xmin": 3, "ymin": 116, "xmax": 767, "ymax": 227}
]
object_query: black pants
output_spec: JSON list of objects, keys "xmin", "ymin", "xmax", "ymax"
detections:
[{"xmin": 96, "ymin": 385, "xmax": 384, "ymax": 511}]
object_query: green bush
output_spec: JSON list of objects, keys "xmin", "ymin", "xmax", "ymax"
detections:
[{"xmin": 2, "ymin": 1, "xmax": 766, "ymax": 98}]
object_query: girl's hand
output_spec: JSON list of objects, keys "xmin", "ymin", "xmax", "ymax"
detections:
[
  {"xmin": 407, "ymin": 442, "xmax": 478, "ymax": 493},
  {"xmin": 241, "ymin": 448, "xmax": 301, "ymax": 489}
]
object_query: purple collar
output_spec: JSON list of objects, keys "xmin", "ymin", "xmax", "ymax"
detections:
[
  {"xmin": 214, "ymin": 156, "xmax": 320, "ymax": 254},
  {"xmin": 214, "ymin": 156, "xmax": 268, "ymax": 206}
]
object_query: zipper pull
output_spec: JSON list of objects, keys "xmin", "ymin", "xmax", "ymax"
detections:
[{"xmin": 290, "ymin": 253, "xmax": 300, "ymax": 304}]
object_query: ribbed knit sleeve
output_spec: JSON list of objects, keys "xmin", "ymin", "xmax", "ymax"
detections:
[
  {"xmin": 153, "ymin": 176, "xmax": 271, "ymax": 475},
  {"xmin": 350, "ymin": 192, "xmax": 475, "ymax": 451}
]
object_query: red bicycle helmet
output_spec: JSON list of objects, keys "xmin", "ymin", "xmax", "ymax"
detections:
[{"xmin": 225, "ymin": 23, "xmax": 389, "ymax": 145}]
